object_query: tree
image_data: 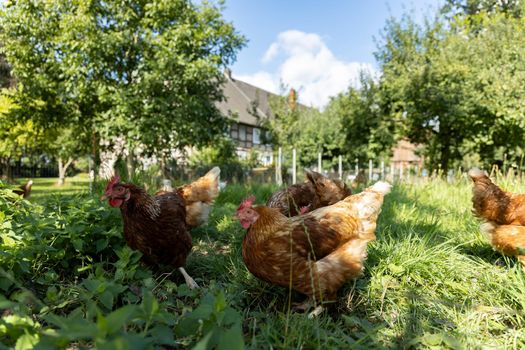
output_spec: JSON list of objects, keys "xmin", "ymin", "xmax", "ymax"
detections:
[
  {"xmin": 374, "ymin": 8, "xmax": 525, "ymax": 171},
  {"xmin": 334, "ymin": 73, "xmax": 398, "ymax": 166},
  {"xmin": 293, "ymin": 106, "xmax": 345, "ymax": 168},
  {"xmin": 0, "ymin": 90, "xmax": 45, "ymax": 181},
  {"xmin": 263, "ymin": 87, "xmax": 302, "ymax": 149},
  {"xmin": 0, "ymin": 0, "xmax": 246, "ymax": 174},
  {"xmin": 0, "ymin": 49, "xmax": 14, "ymax": 89},
  {"xmin": 46, "ymin": 127, "xmax": 90, "ymax": 185},
  {"xmin": 442, "ymin": 0, "xmax": 522, "ymax": 18}
]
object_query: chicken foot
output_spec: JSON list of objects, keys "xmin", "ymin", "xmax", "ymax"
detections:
[
  {"xmin": 308, "ymin": 306, "xmax": 325, "ymax": 319},
  {"xmin": 178, "ymin": 267, "xmax": 199, "ymax": 289},
  {"xmin": 292, "ymin": 300, "xmax": 312, "ymax": 313},
  {"xmin": 291, "ymin": 300, "xmax": 325, "ymax": 318}
]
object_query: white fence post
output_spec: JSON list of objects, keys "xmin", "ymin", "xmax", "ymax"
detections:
[
  {"xmin": 88, "ymin": 156, "xmax": 94, "ymax": 194},
  {"xmin": 355, "ymin": 159, "xmax": 359, "ymax": 176},
  {"xmin": 276, "ymin": 147, "xmax": 282, "ymax": 185},
  {"xmin": 390, "ymin": 163, "xmax": 395, "ymax": 182},
  {"xmin": 338, "ymin": 155, "xmax": 342, "ymax": 180},
  {"xmin": 368, "ymin": 159, "xmax": 373, "ymax": 182},
  {"xmin": 318, "ymin": 152, "xmax": 322, "ymax": 173},
  {"xmin": 399, "ymin": 163, "xmax": 404, "ymax": 181},
  {"xmin": 381, "ymin": 160, "xmax": 385, "ymax": 180},
  {"xmin": 292, "ymin": 148, "xmax": 297, "ymax": 184}
]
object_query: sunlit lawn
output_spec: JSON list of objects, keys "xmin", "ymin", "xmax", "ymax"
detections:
[
  {"xmin": 22, "ymin": 173, "xmax": 91, "ymax": 203},
  {"xmin": 6, "ymin": 174, "xmax": 525, "ymax": 348}
]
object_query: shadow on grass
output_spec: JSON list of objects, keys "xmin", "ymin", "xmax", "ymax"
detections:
[{"xmin": 394, "ymin": 287, "xmax": 463, "ymax": 349}]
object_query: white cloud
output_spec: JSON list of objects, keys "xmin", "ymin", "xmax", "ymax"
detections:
[
  {"xmin": 235, "ymin": 30, "xmax": 377, "ymax": 108},
  {"xmin": 234, "ymin": 71, "xmax": 279, "ymax": 95}
]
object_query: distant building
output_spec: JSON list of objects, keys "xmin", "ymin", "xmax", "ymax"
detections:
[
  {"xmin": 391, "ymin": 139, "xmax": 423, "ymax": 167},
  {"xmin": 217, "ymin": 70, "xmax": 304, "ymax": 166},
  {"xmin": 218, "ymin": 71, "xmax": 421, "ymax": 170}
]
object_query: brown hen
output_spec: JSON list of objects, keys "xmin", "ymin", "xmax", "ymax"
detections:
[
  {"xmin": 102, "ymin": 167, "xmax": 220, "ymax": 288},
  {"xmin": 468, "ymin": 168, "xmax": 525, "ymax": 263},
  {"xmin": 266, "ymin": 170, "xmax": 351, "ymax": 217},
  {"xmin": 13, "ymin": 180, "xmax": 33, "ymax": 198},
  {"xmin": 237, "ymin": 181, "xmax": 391, "ymax": 316}
]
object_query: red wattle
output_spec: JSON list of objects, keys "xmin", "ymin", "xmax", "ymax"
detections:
[{"xmin": 109, "ymin": 198, "xmax": 124, "ymax": 208}]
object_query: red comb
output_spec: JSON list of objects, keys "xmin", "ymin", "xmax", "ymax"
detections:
[
  {"xmin": 237, "ymin": 195, "xmax": 255, "ymax": 212},
  {"xmin": 105, "ymin": 174, "xmax": 121, "ymax": 193},
  {"xmin": 299, "ymin": 205, "xmax": 310, "ymax": 215}
]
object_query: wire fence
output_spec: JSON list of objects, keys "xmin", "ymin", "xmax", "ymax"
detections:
[
  {"xmin": 1, "ymin": 162, "xmax": 59, "ymax": 179},
  {"xmin": 4, "ymin": 148, "xmax": 512, "ymax": 188}
]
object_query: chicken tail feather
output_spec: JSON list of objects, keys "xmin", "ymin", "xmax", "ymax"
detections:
[
  {"xmin": 178, "ymin": 167, "xmax": 220, "ymax": 227},
  {"xmin": 179, "ymin": 167, "xmax": 220, "ymax": 204},
  {"xmin": 343, "ymin": 181, "xmax": 391, "ymax": 239},
  {"xmin": 369, "ymin": 181, "xmax": 392, "ymax": 195}
]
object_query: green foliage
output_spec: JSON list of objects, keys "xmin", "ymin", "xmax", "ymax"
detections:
[
  {"xmin": 0, "ymin": 182, "xmax": 245, "ymax": 349},
  {"xmin": 0, "ymin": 0, "xmax": 246, "ymax": 160},
  {"xmin": 263, "ymin": 89, "xmax": 301, "ymax": 148},
  {"xmin": 0, "ymin": 90, "xmax": 48, "ymax": 180},
  {"xmin": 264, "ymin": 89, "xmax": 349, "ymax": 169},
  {"xmin": 442, "ymin": 0, "xmax": 523, "ymax": 18},
  {"xmin": 375, "ymin": 5, "xmax": 525, "ymax": 171},
  {"xmin": 186, "ymin": 138, "xmax": 263, "ymax": 182},
  {"xmin": 4, "ymin": 176, "xmax": 525, "ymax": 347},
  {"xmin": 331, "ymin": 73, "xmax": 398, "ymax": 165},
  {"xmin": 292, "ymin": 106, "xmax": 345, "ymax": 168},
  {"xmin": 188, "ymin": 138, "xmax": 239, "ymax": 168}
]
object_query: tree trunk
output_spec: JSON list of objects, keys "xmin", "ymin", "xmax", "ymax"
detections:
[
  {"xmin": 440, "ymin": 141, "xmax": 450, "ymax": 174},
  {"xmin": 92, "ymin": 132, "xmax": 99, "ymax": 183},
  {"xmin": 1, "ymin": 157, "xmax": 13, "ymax": 183},
  {"xmin": 57, "ymin": 157, "xmax": 74, "ymax": 186}
]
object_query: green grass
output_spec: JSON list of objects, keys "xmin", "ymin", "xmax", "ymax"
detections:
[
  {"xmin": 191, "ymin": 179, "xmax": 525, "ymax": 349},
  {"xmin": 4, "ymin": 176, "xmax": 525, "ymax": 348},
  {"xmin": 21, "ymin": 174, "xmax": 91, "ymax": 203}
]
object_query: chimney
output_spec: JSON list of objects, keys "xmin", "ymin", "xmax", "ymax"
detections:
[
  {"xmin": 224, "ymin": 68, "xmax": 232, "ymax": 80},
  {"xmin": 288, "ymin": 88, "xmax": 297, "ymax": 111}
]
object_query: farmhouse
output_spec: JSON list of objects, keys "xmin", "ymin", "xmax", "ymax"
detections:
[
  {"xmin": 218, "ymin": 70, "xmax": 422, "ymax": 170},
  {"xmin": 217, "ymin": 70, "xmax": 303, "ymax": 166},
  {"xmin": 391, "ymin": 139, "xmax": 423, "ymax": 168}
]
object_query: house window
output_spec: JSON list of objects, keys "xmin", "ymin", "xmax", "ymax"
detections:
[
  {"xmin": 239, "ymin": 125, "xmax": 246, "ymax": 141},
  {"xmin": 253, "ymin": 128, "xmax": 261, "ymax": 144},
  {"xmin": 230, "ymin": 123, "xmax": 239, "ymax": 139}
]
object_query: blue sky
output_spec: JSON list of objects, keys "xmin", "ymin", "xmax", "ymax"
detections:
[{"xmin": 222, "ymin": 0, "xmax": 442, "ymax": 107}]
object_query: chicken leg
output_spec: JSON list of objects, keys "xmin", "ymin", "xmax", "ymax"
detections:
[
  {"xmin": 178, "ymin": 267, "xmax": 199, "ymax": 289},
  {"xmin": 292, "ymin": 299, "xmax": 326, "ymax": 318}
]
